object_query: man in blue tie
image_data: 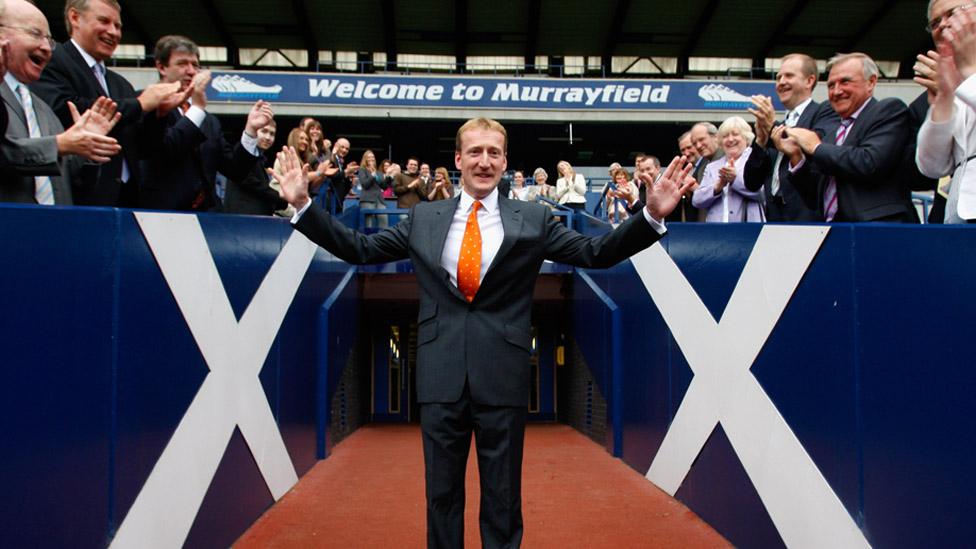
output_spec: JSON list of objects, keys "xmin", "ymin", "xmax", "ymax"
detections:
[{"xmin": 32, "ymin": 0, "xmax": 184, "ymax": 207}]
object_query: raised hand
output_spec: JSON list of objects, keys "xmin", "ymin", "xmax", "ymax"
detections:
[
  {"xmin": 914, "ymin": 50, "xmax": 941, "ymax": 103},
  {"xmin": 269, "ymin": 146, "xmax": 310, "ymax": 207},
  {"xmin": 246, "ymin": 100, "xmax": 275, "ymax": 136},
  {"xmin": 946, "ymin": 6, "xmax": 976, "ymax": 79},
  {"xmin": 642, "ymin": 155, "xmax": 696, "ymax": 220},
  {"xmin": 189, "ymin": 70, "xmax": 212, "ymax": 109},
  {"xmin": 68, "ymin": 97, "xmax": 121, "ymax": 136},
  {"xmin": 748, "ymin": 95, "xmax": 775, "ymax": 147}
]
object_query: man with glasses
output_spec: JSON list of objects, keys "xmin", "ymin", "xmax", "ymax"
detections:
[
  {"xmin": 1, "ymin": 0, "xmax": 122, "ymax": 205},
  {"xmin": 31, "ymin": 0, "xmax": 184, "ymax": 207},
  {"xmin": 916, "ymin": 0, "xmax": 976, "ymax": 223}
]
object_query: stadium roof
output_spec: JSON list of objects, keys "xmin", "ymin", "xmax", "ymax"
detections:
[{"xmin": 37, "ymin": 0, "xmax": 933, "ymax": 79}]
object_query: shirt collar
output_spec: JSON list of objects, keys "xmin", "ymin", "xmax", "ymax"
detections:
[
  {"xmin": 4, "ymin": 72, "xmax": 28, "ymax": 95},
  {"xmin": 790, "ymin": 97, "xmax": 814, "ymax": 119},
  {"xmin": 459, "ymin": 186, "xmax": 499, "ymax": 215},
  {"xmin": 70, "ymin": 38, "xmax": 106, "ymax": 73},
  {"xmin": 848, "ymin": 97, "xmax": 871, "ymax": 121}
]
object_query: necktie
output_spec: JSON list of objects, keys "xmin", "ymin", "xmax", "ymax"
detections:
[
  {"xmin": 824, "ymin": 118, "xmax": 853, "ymax": 222},
  {"xmin": 770, "ymin": 109, "xmax": 799, "ymax": 196},
  {"xmin": 92, "ymin": 62, "xmax": 110, "ymax": 96},
  {"xmin": 93, "ymin": 63, "xmax": 129, "ymax": 183},
  {"xmin": 17, "ymin": 85, "xmax": 54, "ymax": 205},
  {"xmin": 457, "ymin": 201, "xmax": 482, "ymax": 302}
]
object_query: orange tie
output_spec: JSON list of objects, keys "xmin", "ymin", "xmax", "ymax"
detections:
[{"xmin": 457, "ymin": 201, "xmax": 482, "ymax": 302}]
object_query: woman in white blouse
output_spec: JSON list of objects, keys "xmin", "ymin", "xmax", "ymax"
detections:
[
  {"xmin": 692, "ymin": 116, "xmax": 765, "ymax": 222},
  {"xmin": 554, "ymin": 160, "xmax": 588, "ymax": 210}
]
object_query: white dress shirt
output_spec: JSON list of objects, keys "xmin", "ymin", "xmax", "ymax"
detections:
[{"xmin": 440, "ymin": 188, "xmax": 504, "ymax": 287}]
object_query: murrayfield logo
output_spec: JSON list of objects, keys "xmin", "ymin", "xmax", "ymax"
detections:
[
  {"xmin": 211, "ymin": 74, "xmax": 283, "ymax": 99},
  {"xmin": 698, "ymin": 83, "xmax": 753, "ymax": 108}
]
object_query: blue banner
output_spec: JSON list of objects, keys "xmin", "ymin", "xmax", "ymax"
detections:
[{"xmin": 207, "ymin": 71, "xmax": 783, "ymax": 111}]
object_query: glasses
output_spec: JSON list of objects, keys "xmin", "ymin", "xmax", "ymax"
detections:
[
  {"xmin": 926, "ymin": 3, "xmax": 976, "ymax": 33},
  {"xmin": 0, "ymin": 24, "xmax": 56, "ymax": 49}
]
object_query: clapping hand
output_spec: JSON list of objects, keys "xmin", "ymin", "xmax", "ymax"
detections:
[
  {"xmin": 642, "ymin": 155, "xmax": 696, "ymax": 220},
  {"xmin": 748, "ymin": 95, "xmax": 775, "ymax": 147}
]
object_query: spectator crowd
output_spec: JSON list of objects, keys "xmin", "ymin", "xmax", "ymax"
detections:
[{"xmin": 1, "ymin": 0, "xmax": 974, "ymax": 225}]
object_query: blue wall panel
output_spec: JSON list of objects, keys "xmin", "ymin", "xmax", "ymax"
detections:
[
  {"xmin": 0, "ymin": 206, "xmax": 347, "ymax": 547},
  {"xmin": 0, "ymin": 206, "xmax": 116, "ymax": 548},
  {"xmin": 855, "ymin": 225, "xmax": 976, "ymax": 547}
]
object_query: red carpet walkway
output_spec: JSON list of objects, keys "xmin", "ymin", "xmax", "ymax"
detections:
[{"xmin": 236, "ymin": 423, "xmax": 729, "ymax": 548}]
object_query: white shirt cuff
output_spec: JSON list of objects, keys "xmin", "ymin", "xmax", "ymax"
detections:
[
  {"xmin": 641, "ymin": 206, "xmax": 667, "ymax": 235},
  {"xmin": 184, "ymin": 105, "xmax": 206, "ymax": 128},
  {"xmin": 289, "ymin": 198, "xmax": 313, "ymax": 224},
  {"xmin": 240, "ymin": 131, "xmax": 260, "ymax": 157}
]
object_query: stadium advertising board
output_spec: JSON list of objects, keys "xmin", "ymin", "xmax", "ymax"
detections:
[{"xmin": 207, "ymin": 71, "xmax": 783, "ymax": 111}]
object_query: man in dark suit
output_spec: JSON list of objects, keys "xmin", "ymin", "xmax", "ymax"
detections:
[
  {"xmin": 778, "ymin": 52, "xmax": 918, "ymax": 222},
  {"xmin": 272, "ymin": 118, "xmax": 695, "ymax": 548},
  {"xmin": 744, "ymin": 53, "xmax": 830, "ymax": 222},
  {"xmin": 31, "ymin": 0, "xmax": 183, "ymax": 207},
  {"xmin": 1, "ymin": 0, "xmax": 121, "ymax": 205},
  {"xmin": 138, "ymin": 35, "xmax": 272, "ymax": 212}
]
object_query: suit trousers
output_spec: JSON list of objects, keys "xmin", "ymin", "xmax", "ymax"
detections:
[{"xmin": 421, "ymin": 384, "xmax": 526, "ymax": 549}]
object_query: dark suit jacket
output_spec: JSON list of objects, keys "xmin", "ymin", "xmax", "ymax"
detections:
[
  {"xmin": 0, "ymin": 82, "xmax": 92, "ymax": 205},
  {"xmin": 743, "ymin": 100, "xmax": 834, "ymax": 222},
  {"xmin": 224, "ymin": 152, "xmax": 288, "ymax": 215},
  {"xmin": 138, "ymin": 109, "xmax": 258, "ymax": 211},
  {"xmin": 32, "ymin": 40, "xmax": 144, "ymax": 207},
  {"xmin": 295, "ymin": 194, "xmax": 662, "ymax": 406},
  {"xmin": 788, "ymin": 97, "xmax": 918, "ymax": 222}
]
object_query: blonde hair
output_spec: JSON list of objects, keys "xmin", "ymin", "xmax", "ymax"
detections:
[
  {"xmin": 455, "ymin": 117, "xmax": 508, "ymax": 152},
  {"xmin": 717, "ymin": 116, "xmax": 756, "ymax": 147}
]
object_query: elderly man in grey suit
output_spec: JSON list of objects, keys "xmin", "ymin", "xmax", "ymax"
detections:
[
  {"xmin": 272, "ymin": 117, "xmax": 695, "ymax": 548},
  {"xmin": 0, "ymin": 0, "xmax": 120, "ymax": 205}
]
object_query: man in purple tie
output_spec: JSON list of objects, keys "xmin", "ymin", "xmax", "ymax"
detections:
[{"xmin": 774, "ymin": 52, "xmax": 918, "ymax": 222}]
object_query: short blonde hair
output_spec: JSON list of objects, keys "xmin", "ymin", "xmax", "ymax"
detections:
[
  {"xmin": 826, "ymin": 52, "xmax": 879, "ymax": 80},
  {"xmin": 455, "ymin": 117, "xmax": 507, "ymax": 152},
  {"xmin": 718, "ymin": 116, "xmax": 756, "ymax": 147},
  {"xmin": 533, "ymin": 167, "xmax": 548, "ymax": 181}
]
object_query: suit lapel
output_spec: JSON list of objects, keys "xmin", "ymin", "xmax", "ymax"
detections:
[
  {"xmin": 62, "ymin": 41, "xmax": 105, "ymax": 96},
  {"xmin": 485, "ymin": 196, "xmax": 522, "ymax": 275},
  {"xmin": 429, "ymin": 196, "xmax": 468, "ymax": 302},
  {"xmin": 0, "ymin": 83, "xmax": 27, "ymax": 129},
  {"xmin": 843, "ymin": 97, "xmax": 876, "ymax": 146}
]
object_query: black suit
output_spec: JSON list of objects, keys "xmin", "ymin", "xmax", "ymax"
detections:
[
  {"xmin": 294, "ymin": 193, "xmax": 662, "ymax": 547},
  {"xmin": 743, "ymin": 100, "xmax": 833, "ymax": 222},
  {"xmin": 788, "ymin": 97, "xmax": 918, "ymax": 222},
  {"xmin": 224, "ymin": 152, "xmax": 288, "ymax": 215},
  {"xmin": 32, "ymin": 40, "xmax": 144, "ymax": 207},
  {"xmin": 138, "ymin": 109, "xmax": 258, "ymax": 211}
]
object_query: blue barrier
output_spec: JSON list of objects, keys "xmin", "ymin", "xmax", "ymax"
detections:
[
  {"xmin": 574, "ymin": 222, "xmax": 976, "ymax": 547},
  {"xmin": 0, "ymin": 205, "xmax": 352, "ymax": 548}
]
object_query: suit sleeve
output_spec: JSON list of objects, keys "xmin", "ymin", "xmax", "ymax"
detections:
[
  {"xmin": 543, "ymin": 206, "xmax": 661, "ymax": 268},
  {"xmin": 692, "ymin": 162, "xmax": 721, "ymax": 209},
  {"xmin": 0, "ymin": 135, "xmax": 60, "ymax": 176},
  {"xmin": 743, "ymin": 142, "xmax": 772, "ymax": 192},
  {"xmin": 294, "ymin": 201, "xmax": 410, "ymax": 264},
  {"xmin": 810, "ymin": 99, "xmax": 910, "ymax": 183}
]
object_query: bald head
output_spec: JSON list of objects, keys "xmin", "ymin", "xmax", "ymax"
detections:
[{"xmin": 1, "ymin": 0, "xmax": 53, "ymax": 83}]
